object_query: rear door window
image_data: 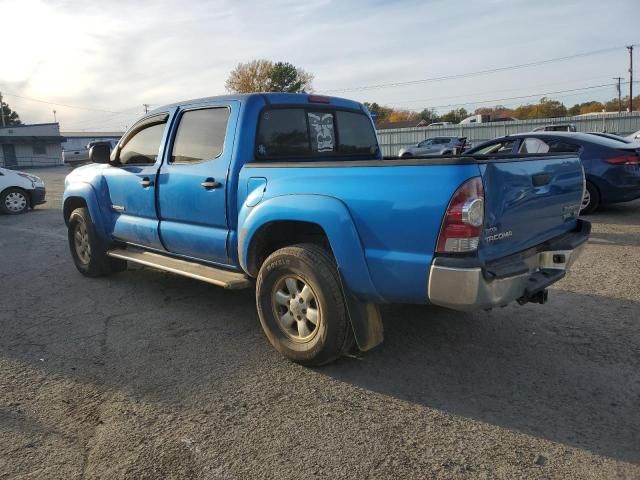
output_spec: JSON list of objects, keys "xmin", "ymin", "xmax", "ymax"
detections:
[
  {"xmin": 475, "ymin": 140, "xmax": 516, "ymax": 154},
  {"xmin": 547, "ymin": 141, "xmax": 581, "ymax": 153},
  {"xmin": 256, "ymin": 108, "xmax": 378, "ymax": 159},
  {"xmin": 171, "ymin": 108, "xmax": 230, "ymax": 164},
  {"xmin": 519, "ymin": 138, "xmax": 550, "ymax": 154}
]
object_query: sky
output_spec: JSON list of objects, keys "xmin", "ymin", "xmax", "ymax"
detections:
[{"xmin": 1, "ymin": 0, "xmax": 638, "ymax": 131}]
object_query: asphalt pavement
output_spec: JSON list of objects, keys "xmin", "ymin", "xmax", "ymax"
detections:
[{"xmin": 1, "ymin": 167, "xmax": 638, "ymax": 479}]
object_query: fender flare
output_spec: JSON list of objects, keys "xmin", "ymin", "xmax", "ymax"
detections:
[
  {"xmin": 62, "ymin": 182, "xmax": 112, "ymax": 240},
  {"xmin": 238, "ymin": 194, "xmax": 381, "ymax": 300}
]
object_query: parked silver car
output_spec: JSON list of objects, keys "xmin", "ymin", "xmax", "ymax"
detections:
[{"xmin": 398, "ymin": 137, "xmax": 467, "ymax": 157}]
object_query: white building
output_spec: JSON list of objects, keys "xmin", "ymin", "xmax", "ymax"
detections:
[
  {"xmin": 0, "ymin": 123, "xmax": 65, "ymax": 168},
  {"xmin": 61, "ymin": 131, "xmax": 124, "ymax": 152}
]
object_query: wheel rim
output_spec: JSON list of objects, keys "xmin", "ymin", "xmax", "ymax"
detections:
[
  {"xmin": 5, "ymin": 192, "xmax": 27, "ymax": 212},
  {"xmin": 272, "ymin": 275, "xmax": 321, "ymax": 342},
  {"xmin": 581, "ymin": 188, "xmax": 591, "ymax": 211},
  {"xmin": 74, "ymin": 221, "xmax": 92, "ymax": 265}
]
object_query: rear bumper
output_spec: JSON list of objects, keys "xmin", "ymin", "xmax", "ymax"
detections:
[{"xmin": 427, "ymin": 220, "xmax": 591, "ymax": 311}]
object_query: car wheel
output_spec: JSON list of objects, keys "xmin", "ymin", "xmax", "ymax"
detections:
[
  {"xmin": 580, "ymin": 181, "xmax": 600, "ymax": 215},
  {"xmin": 0, "ymin": 187, "xmax": 29, "ymax": 214},
  {"xmin": 401, "ymin": 152, "xmax": 413, "ymax": 158},
  {"xmin": 67, "ymin": 207, "xmax": 127, "ymax": 277},
  {"xmin": 256, "ymin": 243, "xmax": 353, "ymax": 366}
]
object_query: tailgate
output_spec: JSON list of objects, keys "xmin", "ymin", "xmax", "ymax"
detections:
[{"xmin": 478, "ymin": 154, "xmax": 584, "ymax": 262}]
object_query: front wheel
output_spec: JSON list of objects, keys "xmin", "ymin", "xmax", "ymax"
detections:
[
  {"xmin": 0, "ymin": 188, "xmax": 29, "ymax": 214},
  {"xmin": 67, "ymin": 207, "xmax": 126, "ymax": 277},
  {"xmin": 256, "ymin": 244, "xmax": 353, "ymax": 366}
]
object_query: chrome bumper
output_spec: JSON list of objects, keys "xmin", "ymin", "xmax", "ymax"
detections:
[{"xmin": 427, "ymin": 240, "xmax": 587, "ymax": 312}]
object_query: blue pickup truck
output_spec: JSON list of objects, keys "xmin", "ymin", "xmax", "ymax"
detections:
[{"xmin": 63, "ymin": 93, "xmax": 590, "ymax": 365}]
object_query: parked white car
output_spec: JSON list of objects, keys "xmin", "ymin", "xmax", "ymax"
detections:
[{"xmin": 0, "ymin": 167, "xmax": 46, "ymax": 214}]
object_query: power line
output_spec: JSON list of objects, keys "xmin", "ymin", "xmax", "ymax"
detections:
[
  {"xmin": 0, "ymin": 90, "xmax": 138, "ymax": 114},
  {"xmin": 321, "ymin": 44, "xmax": 639, "ymax": 94},
  {"xmin": 405, "ymin": 81, "xmax": 639, "ymax": 111},
  {"xmin": 389, "ymin": 75, "xmax": 621, "ymax": 106}
]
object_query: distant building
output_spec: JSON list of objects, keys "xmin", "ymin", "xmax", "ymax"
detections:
[
  {"xmin": 61, "ymin": 131, "xmax": 124, "ymax": 152},
  {"xmin": 0, "ymin": 123, "xmax": 65, "ymax": 168}
]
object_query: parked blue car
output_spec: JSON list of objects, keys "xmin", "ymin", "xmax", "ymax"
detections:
[
  {"xmin": 465, "ymin": 132, "xmax": 640, "ymax": 214},
  {"xmin": 63, "ymin": 93, "xmax": 589, "ymax": 366}
]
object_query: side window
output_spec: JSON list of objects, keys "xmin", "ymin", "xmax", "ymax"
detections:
[
  {"xmin": 519, "ymin": 138, "xmax": 550, "ymax": 154},
  {"xmin": 171, "ymin": 108, "xmax": 230, "ymax": 164},
  {"xmin": 119, "ymin": 122, "xmax": 166, "ymax": 165},
  {"xmin": 419, "ymin": 140, "xmax": 432, "ymax": 147},
  {"xmin": 475, "ymin": 140, "xmax": 515, "ymax": 155},
  {"xmin": 547, "ymin": 141, "xmax": 580, "ymax": 153},
  {"xmin": 433, "ymin": 138, "xmax": 450, "ymax": 145}
]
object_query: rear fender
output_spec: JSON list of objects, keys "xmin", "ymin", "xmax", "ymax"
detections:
[{"xmin": 238, "ymin": 194, "xmax": 381, "ymax": 302}]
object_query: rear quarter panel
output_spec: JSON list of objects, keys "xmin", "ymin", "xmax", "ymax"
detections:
[{"xmin": 238, "ymin": 162, "xmax": 481, "ymax": 303}]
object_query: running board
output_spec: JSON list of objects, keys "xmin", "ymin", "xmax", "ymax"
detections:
[{"xmin": 107, "ymin": 248, "xmax": 252, "ymax": 289}]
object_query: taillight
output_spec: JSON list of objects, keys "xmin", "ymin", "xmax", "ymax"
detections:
[
  {"xmin": 436, "ymin": 177, "xmax": 484, "ymax": 254},
  {"xmin": 606, "ymin": 153, "xmax": 640, "ymax": 165}
]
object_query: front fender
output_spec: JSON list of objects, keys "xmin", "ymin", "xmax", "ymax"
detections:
[
  {"xmin": 238, "ymin": 194, "xmax": 382, "ymax": 302},
  {"xmin": 63, "ymin": 181, "xmax": 112, "ymax": 240}
]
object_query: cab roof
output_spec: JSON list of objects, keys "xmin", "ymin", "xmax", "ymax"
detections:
[{"xmin": 149, "ymin": 93, "xmax": 365, "ymax": 114}]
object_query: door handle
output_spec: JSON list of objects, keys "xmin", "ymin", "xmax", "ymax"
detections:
[
  {"xmin": 532, "ymin": 173, "xmax": 551, "ymax": 187},
  {"xmin": 201, "ymin": 178, "xmax": 221, "ymax": 190},
  {"xmin": 139, "ymin": 177, "xmax": 154, "ymax": 188}
]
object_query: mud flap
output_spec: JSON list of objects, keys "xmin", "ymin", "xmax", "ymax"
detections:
[{"xmin": 338, "ymin": 270, "xmax": 384, "ymax": 351}]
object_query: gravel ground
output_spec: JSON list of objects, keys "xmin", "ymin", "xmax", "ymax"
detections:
[{"xmin": 0, "ymin": 167, "xmax": 638, "ymax": 479}]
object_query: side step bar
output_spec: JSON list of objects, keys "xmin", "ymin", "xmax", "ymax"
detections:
[{"xmin": 107, "ymin": 248, "xmax": 252, "ymax": 290}]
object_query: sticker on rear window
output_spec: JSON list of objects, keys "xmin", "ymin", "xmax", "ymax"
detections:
[{"xmin": 308, "ymin": 112, "xmax": 335, "ymax": 153}]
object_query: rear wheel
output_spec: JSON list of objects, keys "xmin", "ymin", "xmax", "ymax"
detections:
[
  {"xmin": 401, "ymin": 152, "xmax": 413, "ymax": 157},
  {"xmin": 580, "ymin": 181, "xmax": 600, "ymax": 215},
  {"xmin": 256, "ymin": 244, "xmax": 353, "ymax": 366},
  {"xmin": 0, "ymin": 188, "xmax": 29, "ymax": 214},
  {"xmin": 67, "ymin": 207, "xmax": 126, "ymax": 277}
]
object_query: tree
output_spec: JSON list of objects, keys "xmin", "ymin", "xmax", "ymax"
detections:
[
  {"xmin": 0, "ymin": 101, "xmax": 21, "ymax": 126},
  {"xmin": 419, "ymin": 108, "xmax": 438, "ymax": 123},
  {"xmin": 363, "ymin": 102, "xmax": 394, "ymax": 123},
  {"xmin": 270, "ymin": 62, "xmax": 313, "ymax": 93},
  {"xmin": 225, "ymin": 59, "xmax": 313, "ymax": 93},
  {"xmin": 386, "ymin": 109, "xmax": 420, "ymax": 123},
  {"xmin": 439, "ymin": 108, "xmax": 468, "ymax": 123},
  {"xmin": 225, "ymin": 59, "xmax": 274, "ymax": 93}
]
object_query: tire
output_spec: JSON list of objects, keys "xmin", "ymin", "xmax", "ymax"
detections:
[
  {"xmin": 401, "ymin": 152, "xmax": 413, "ymax": 158},
  {"xmin": 67, "ymin": 207, "xmax": 127, "ymax": 277},
  {"xmin": 580, "ymin": 181, "xmax": 600, "ymax": 215},
  {"xmin": 256, "ymin": 243, "xmax": 353, "ymax": 366},
  {"xmin": 0, "ymin": 187, "xmax": 29, "ymax": 215}
]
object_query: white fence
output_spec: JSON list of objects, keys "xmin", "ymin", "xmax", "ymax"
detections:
[{"xmin": 376, "ymin": 112, "xmax": 640, "ymax": 157}]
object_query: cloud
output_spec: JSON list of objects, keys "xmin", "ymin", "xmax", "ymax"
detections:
[{"xmin": 1, "ymin": 0, "xmax": 637, "ymax": 129}]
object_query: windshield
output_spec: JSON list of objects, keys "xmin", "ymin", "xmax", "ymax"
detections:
[{"xmin": 256, "ymin": 108, "xmax": 379, "ymax": 159}]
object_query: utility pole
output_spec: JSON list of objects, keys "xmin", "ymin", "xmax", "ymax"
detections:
[
  {"xmin": 628, "ymin": 45, "xmax": 634, "ymax": 112},
  {"xmin": 613, "ymin": 77, "xmax": 623, "ymax": 113},
  {"xmin": 143, "ymin": 103, "xmax": 149, "ymax": 114},
  {"xmin": 0, "ymin": 92, "xmax": 5, "ymax": 127}
]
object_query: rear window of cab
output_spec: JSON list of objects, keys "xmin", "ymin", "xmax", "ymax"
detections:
[{"xmin": 255, "ymin": 108, "xmax": 379, "ymax": 159}]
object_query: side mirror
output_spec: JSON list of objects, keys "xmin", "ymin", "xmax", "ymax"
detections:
[{"xmin": 89, "ymin": 143, "xmax": 111, "ymax": 164}]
